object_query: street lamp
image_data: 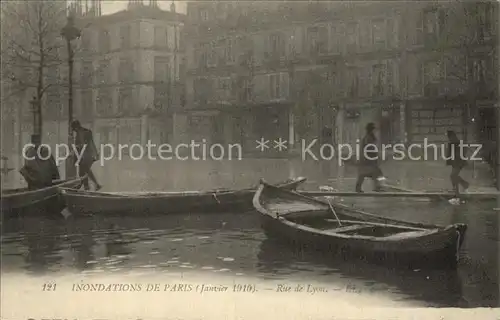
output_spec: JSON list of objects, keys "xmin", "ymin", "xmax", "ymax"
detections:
[{"xmin": 61, "ymin": 14, "xmax": 81, "ymax": 179}]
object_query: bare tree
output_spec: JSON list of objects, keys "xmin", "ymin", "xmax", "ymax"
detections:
[{"xmin": 1, "ymin": 1, "xmax": 67, "ymax": 135}]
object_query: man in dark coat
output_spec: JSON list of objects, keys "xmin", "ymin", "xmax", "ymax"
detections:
[
  {"xmin": 20, "ymin": 134, "xmax": 60, "ymax": 189},
  {"xmin": 445, "ymin": 130, "xmax": 469, "ymax": 195},
  {"xmin": 355, "ymin": 123, "xmax": 385, "ymax": 192},
  {"xmin": 72, "ymin": 120, "xmax": 102, "ymax": 190}
]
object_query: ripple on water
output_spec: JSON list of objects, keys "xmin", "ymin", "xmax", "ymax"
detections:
[{"xmin": 170, "ymin": 238, "xmax": 183, "ymax": 242}]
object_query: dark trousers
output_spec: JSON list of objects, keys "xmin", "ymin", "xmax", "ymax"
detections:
[
  {"xmin": 355, "ymin": 164, "xmax": 382, "ymax": 192},
  {"xmin": 78, "ymin": 160, "xmax": 99, "ymax": 190},
  {"xmin": 450, "ymin": 165, "xmax": 469, "ymax": 195}
]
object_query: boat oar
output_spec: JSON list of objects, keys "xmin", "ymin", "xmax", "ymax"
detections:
[{"xmin": 325, "ymin": 198, "xmax": 342, "ymax": 226}]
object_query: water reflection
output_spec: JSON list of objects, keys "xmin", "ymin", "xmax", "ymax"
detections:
[
  {"xmin": 1, "ymin": 196, "xmax": 498, "ymax": 307},
  {"xmin": 257, "ymin": 237, "xmax": 466, "ymax": 307},
  {"xmin": 20, "ymin": 219, "xmax": 63, "ymax": 273}
]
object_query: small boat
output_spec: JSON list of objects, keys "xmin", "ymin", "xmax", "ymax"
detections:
[
  {"xmin": 1, "ymin": 176, "xmax": 84, "ymax": 218},
  {"xmin": 253, "ymin": 180, "xmax": 467, "ymax": 269},
  {"xmin": 60, "ymin": 177, "xmax": 307, "ymax": 216}
]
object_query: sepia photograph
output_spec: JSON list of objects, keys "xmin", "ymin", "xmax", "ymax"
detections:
[{"xmin": 1, "ymin": 1, "xmax": 499, "ymax": 319}]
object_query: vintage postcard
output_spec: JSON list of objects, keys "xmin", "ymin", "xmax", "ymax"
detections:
[{"xmin": 1, "ymin": 1, "xmax": 499, "ymax": 319}]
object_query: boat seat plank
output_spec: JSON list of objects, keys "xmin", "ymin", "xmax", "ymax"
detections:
[
  {"xmin": 382, "ymin": 229, "xmax": 437, "ymax": 240},
  {"xmin": 324, "ymin": 224, "xmax": 372, "ymax": 234}
]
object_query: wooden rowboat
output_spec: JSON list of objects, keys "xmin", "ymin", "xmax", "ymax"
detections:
[
  {"xmin": 1, "ymin": 176, "xmax": 84, "ymax": 219},
  {"xmin": 60, "ymin": 177, "xmax": 307, "ymax": 215},
  {"xmin": 253, "ymin": 180, "xmax": 467, "ymax": 269}
]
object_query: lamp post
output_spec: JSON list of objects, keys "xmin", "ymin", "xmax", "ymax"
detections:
[{"xmin": 61, "ymin": 14, "xmax": 81, "ymax": 179}]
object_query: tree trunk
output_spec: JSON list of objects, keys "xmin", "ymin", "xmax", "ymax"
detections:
[{"xmin": 36, "ymin": 6, "xmax": 44, "ymax": 137}]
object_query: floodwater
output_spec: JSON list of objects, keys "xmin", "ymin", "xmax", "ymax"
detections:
[{"xmin": 1, "ymin": 159, "xmax": 499, "ymax": 310}]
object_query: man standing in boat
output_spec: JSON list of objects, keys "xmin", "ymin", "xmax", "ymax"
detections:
[
  {"xmin": 20, "ymin": 134, "xmax": 60, "ymax": 189},
  {"xmin": 71, "ymin": 120, "xmax": 102, "ymax": 191},
  {"xmin": 355, "ymin": 122, "xmax": 385, "ymax": 193}
]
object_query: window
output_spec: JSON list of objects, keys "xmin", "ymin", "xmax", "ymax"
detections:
[
  {"xmin": 80, "ymin": 61, "xmax": 93, "ymax": 87},
  {"xmin": 372, "ymin": 19, "xmax": 386, "ymax": 46},
  {"xmin": 118, "ymin": 87, "xmax": 133, "ymax": 114},
  {"xmin": 270, "ymin": 74, "xmax": 280, "ymax": 99},
  {"xmin": 371, "ymin": 64, "xmax": 385, "ymax": 96},
  {"xmin": 46, "ymin": 89, "xmax": 62, "ymax": 119},
  {"xmin": 81, "ymin": 32, "xmax": 91, "ymax": 52},
  {"xmin": 198, "ymin": 43, "xmax": 209, "ymax": 68},
  {"xmin": 120, "ymin": 25, "xmax": 131, "ymax": 49},
  {"xmin": 98, "ymin": 126, "xmax": 112, "ymax": 145},
  {"xmin": 119, "ymin": 58, "xmax": 134, "ymax": 83},
  {"xmin": 422, "ymin": 59, "xmax": 444, "ymax": 95},
  {"xmin": 423, "ymin": 60, "xmax": 443, "ymax": 84},
  {"xmin": 225, "ymin": 39, "xmax": 235, "ymax": 64},
  {"xmin": 80, "ymin": 89, "xmax": 93, "ymax": 118},
  {"xmin": 154, "ymin": 26, "xmax": 168, "ymax": 47},
  {"xmin": 269, "ymin": 33, "xmax": 285, "ymax": 58},
  {"xmin": 216, "ymin": 77, "xmax": 231, "ymax": 102},
  {"xmin": 46, "ymin": 65, "xmax": 60, "ymax": 86},
  {"xmin": 96, "ymin": 88, "xmax": 112, "ymax": 116},
  {"xmin": 216, "ymin": 38, "xmax": 226, "ymax": 65},
  {"xmin": 423, "ymin": 8, "xmax": 445, "ymax": 43},
  {"xmin": 269, "ymin": 73, "xmax": 289, "ymax": 100},
  {"xmin": 97, "ymin": 59, "xmax": 110, "ymax": 84},
  {"xmin": 308, "ymin": 26, "xmax": 328, "ymax": 55},
  {"xmin": 154, "ymin": 57, "xmax": 171, "ymax": 83},
  {"xmin": 207, "ymin": 42, "xmax": 217, "ymax": 67},
  {"xmin": 346, "ymin": 22, "xmax": 358, "ymax": 51},
  {"xmin": 240, "ymin": 78, "xmax": 252, "ymax": 102},
  {"xmin": 194, "ymin": 77, "xmax": 211, "ymax": 104},
  {"xmin": 476, "ymin": 2, "xmax": 494, "ymax": 41},
  {"xmin": 200, "ymin": 8, "xmax": 209, "ymax": 21},
  {"xmin": 347, "ymin": 67, "xmax": 358, "ymax": 98},
  {"xmin": 154, "ymin": 86, "xmax": 169, "ymax": 110},
  {"xmin": 472, "ymin": 59, "xmax": 487, "ymax": 83},
  {"xmin": 331, "ymin": 24, "xmax": 341, "ymax": 54},
  {"xmin": 98, "ymin": 29, "xmax": 110, "ymax": 53}
]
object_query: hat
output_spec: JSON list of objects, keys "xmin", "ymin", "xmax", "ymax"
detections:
[
  {"xmin": 30, "ymin": 134, "xmax": 41, "ymax": 144},
  {"xmin": 71, "ymin": 120, "xmax": 81, "ymax": 129},
  {"xmin": 366, "ymin": 123, "xmax": 376, "ymax": 131}
]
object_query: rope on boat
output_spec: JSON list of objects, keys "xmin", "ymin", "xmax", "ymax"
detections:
[
  {"xmin": 212, "ymin": 193, "xmax": 220, "ymax": 204},
  {"xmin": 326, "ymin": 198, "xmax": 342, "ymax": 226}
]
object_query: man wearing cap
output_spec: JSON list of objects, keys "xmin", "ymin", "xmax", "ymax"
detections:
[
  {"xmin": 355, "ymin": 122, "xmax": 385, "ymax": 192},
  {"xmin": 71, "ymin": 120, "xmax": 102, "ymax": 190}
]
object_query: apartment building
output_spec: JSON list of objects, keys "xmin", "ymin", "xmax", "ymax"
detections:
[
  {"xmin": 42, "ymin": 0, "xmax": 186, "ymax": 150},
  {"xmin": 184, "ymin": 1, "xmax": 497, "ymax": 155}
]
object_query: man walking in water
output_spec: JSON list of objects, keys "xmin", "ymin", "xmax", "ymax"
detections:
[
  {"xmin": 446, "ymin": 130, "xmax": 469, "ymax": 196},
  {"xmin": 355, "ymin": 122, "xmax": 385, "ymax": 192},
  {"xmin": 72, "ymin": 120, "xmax": 102, "ymax": 191}
]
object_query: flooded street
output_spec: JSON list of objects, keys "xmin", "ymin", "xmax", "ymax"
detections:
[{"xmin": 1, "ymin": 159, "xmax": 499, "ymax": 311}]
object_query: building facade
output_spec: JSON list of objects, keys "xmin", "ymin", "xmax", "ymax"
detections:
[
  {"xmin": 184, "ymin": 1, "xmax": 497, "ymax": 156},
  {"xmin": 60, "ymin": 0, "xmax": 186, "ymax": 151}
]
